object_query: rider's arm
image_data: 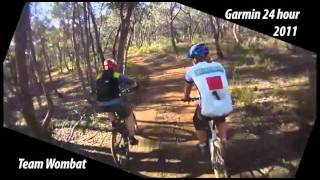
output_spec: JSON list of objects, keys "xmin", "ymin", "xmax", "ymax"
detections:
[
  {"xmin": 184, "ymin": 82, "xmax": 193, "ymax": 100},
  {"xmin": 183, "ymin": 68, "xmax": 193, "ymax": 100},
  {"xmin": 114, "ymin": 72, "xmax": 135, "ymax": 86}
]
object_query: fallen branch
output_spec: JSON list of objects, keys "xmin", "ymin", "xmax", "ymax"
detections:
[
  {"xmin": 66, "ymin": 111, "xmax": 86, "ymax": 142},
  {"xmin": 100, "ymin": 133, "xmax": 109, "ymax": 147},
  {"xmin": 82, "ymin": 131, "xmax": 99, "ymax": 142}
]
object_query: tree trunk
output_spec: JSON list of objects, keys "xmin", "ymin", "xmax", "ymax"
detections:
[
  {"xmin": 116, "ymin": 2, "xmax": 137, "ymax": 73},
  {"xmin": 27, "ymin": 19, "xmax": 54, "ymax": 130},
  {"xmin": 168, "ymin": 3, "xmax": 180, "ymax": 54},
  {"xmin": 40, "ymin": 38, "xmax": 54, "ymax": 83},
  {"xmin": 170, "ymin": 22, "xmax": 178, "ymax": 54},
  {"xmin": 186, "ymin": 11, "xmax": 193, "ymax": 43},
  {"xmin": 56, "ymin": 45, "xmax": 63, "ymax": 73},
  {"xmin": 67, "ymin": 48, "xmax": 75, "ymax": 71},
  {"xmin": 27, "ymin": 54, "xmax": 42, "ymax": 108},
  {"xmin": 209, "ymin": 16, "xmax": 224, "ymax": 59},
  {"xmin": 62, "ymin": 46, "xmax": 71, "ymax": 72},
  {"xmin": 104, "ymin": 27, "xmax": 117, "ymax": 56},
  {"xmin": 8, "ymin": 57, "xmax": 19, "ymax": 93},
  {"xmin": 83, "ymin": 3, "xmax": 95, "ymax": 92},
  {"xmin": 78, "ymin": 3, "xmax": 95, "ymax": 93},
  {"xmin": 4, "ymin": 59, "xmax": 17, "ymax": 95},
  {"xmin": 123, "ymin": 24, "xmax": 134, "ymax": 75},
  {"xmin": 72, "ymin": 3, "xmax": 94, "ymax": 104},
  {"xmin": 88, "ymin": 2, "xmax": 104, "ymax": 66},
  {"xmin": 232, "ymin": 24, "xmax": 240, "ymax": 44},
  {"xmin": 87, "ymin": 12, "xmax": 98, "ymax": 72},
  {"xmin": 14, "ymin": 3, "xmax": 49, "ymax": 139},
  {"xmin": 112, "ymin": 25, "xmax": 121, "ymax": 59}
]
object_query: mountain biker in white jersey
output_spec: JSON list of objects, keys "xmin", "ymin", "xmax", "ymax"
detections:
[{"xmin": 181, "ymin": 43, "xmax": 233, "ymax": 153}]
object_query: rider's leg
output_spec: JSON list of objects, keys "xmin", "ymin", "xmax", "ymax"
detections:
[
  {"xmin": 193, "ymin": 106, "xmax": 209, "ymax": 152},
  {"xmin": 215, "ymin": 117, "xmax": 228, "ymax": 145},
  {"xmin": 196, "ymin": 130, "xmax": 207, "ymax": 145},
  {"xmin": 125, "ymin": 111, "xmax": 137, "ymax": 137},
  {"xmin": 108, "ymin": 112, "xmax": 117, "ymax": 124},
  {"xmin": 120, "ymin": 104, "xmax": 138, "ymax": 145}
]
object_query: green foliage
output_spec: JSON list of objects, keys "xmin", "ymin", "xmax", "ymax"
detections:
[
  {"xmin": 230, "ymin": 86, "xmax": 257, "ymax": 106},
  {"xmin": 237, "ymin": 53, "xmax": 255, "ymax": 66},
  {"xmin": 229, "ymin": 67, "xmax": 257, "ymax": 106},
  {"xmin": 229, "ymin": 67, "xmax": 240, "ymax": 85},
  {"xmin": 175, "ymin": 43, "xmax": 189, "ymax": 55},
  {"xmin": 191, "ymin": 37, "xmax": 211, "ymax": 45},
  {"xmin": 221, "ymin": 41, "xmax": 237, "ymax": 55},
  {"xmin": 262, "ymin": 57, "xmax": 279, "ymax": 71},
  {"xmin": 89, "ymin": 112, "xmax": 99, "ymax": 122},
  {"xmin": 241, "ymin": 39, "xmax": 256, "ymax": 50},
  {"xmin": 250, "ymin": 54, "xmax": 264, "ymax": 65},
  {"xmin": 241, "ymin": 48, "xmax": 279, "ymax": 71},
  {"xmin": 272, "ymin": 84, "xmax": 284, "ymax": 96},
  {"xmin": 129, "ymin": 41, "xmax": 169, "ymax": 54}
]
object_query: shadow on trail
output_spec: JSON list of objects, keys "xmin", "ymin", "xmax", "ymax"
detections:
[
  {"xmin": 137, "ymin": 120, "xmax": 193, "ymax": 126},
  {"xmin": 130, "ymin": 145, "xmax": 213, "ymax": 178},
  {"xmin": 226, "ymin": 128, "xmax": 308, "ymax": 177},
  {"xmin": 138, "ymin": 125, "xmax": 196, "ymax": 143}
]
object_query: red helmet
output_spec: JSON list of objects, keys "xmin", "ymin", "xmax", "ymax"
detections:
[{"xmin": 103, "ymin": 58, "xmax": 117, "ymax": 70}]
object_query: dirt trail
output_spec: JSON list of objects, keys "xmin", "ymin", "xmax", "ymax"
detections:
[{"xmin": 128, "ymin": 54, "xmax": 214, "ymax": 177}]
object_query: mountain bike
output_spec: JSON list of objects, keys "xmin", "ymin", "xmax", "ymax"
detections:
[
  {"xmin": 96, "ymin": 81, "xmax": 139, "ymax": 170},
  {"xmin": 182, "ymin": 97, "xmax": 228, "ymax": 178}
]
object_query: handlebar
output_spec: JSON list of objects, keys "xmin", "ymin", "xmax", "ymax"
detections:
[{"xmin": 120, "ymin": 80, "xmax": 139, "ymax": 95}]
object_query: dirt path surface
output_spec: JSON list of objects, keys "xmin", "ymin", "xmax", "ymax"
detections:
[{"xmin": 128, "ymin": 54, "xmax": 214, "ymax": 178}]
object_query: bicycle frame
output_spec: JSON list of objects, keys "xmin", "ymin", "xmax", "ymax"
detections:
[
  {"xmin": 208, "ymin": 120, "xmax": 217, "ymax": 165},
  {"xmin": 182, "ymin": 97, "xmax": 228, "ymax": 177}
]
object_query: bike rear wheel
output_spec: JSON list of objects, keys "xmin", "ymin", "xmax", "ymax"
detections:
[
  {"xmin": 110, "ymin": 127, "xmax": 130, "ymax": 170},
  {"xmin": 212, "ymin": 137, "xmax": 228, "ymax": 178}
]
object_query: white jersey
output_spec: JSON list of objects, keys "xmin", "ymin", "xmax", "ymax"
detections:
[{"xmin": 185, "ymin": 61, "xmax": 233, "ymax": 117}]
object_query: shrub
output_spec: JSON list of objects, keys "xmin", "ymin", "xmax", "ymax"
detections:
[{"xmin": 230, "ymin": 86, "xmax": 257, "ymax": 106}]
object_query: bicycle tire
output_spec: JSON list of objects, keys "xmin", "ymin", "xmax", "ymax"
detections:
[
  {"xmin": 212, "ymin": 137, "xmax": 228, "ymax": 178},
  {"xmin": 110, "ymin": 128, "xmax": 130, "ymax": 170},
  {"xmin": 132, "ymin": 112, "xmax": 139, "ymax": 133}
]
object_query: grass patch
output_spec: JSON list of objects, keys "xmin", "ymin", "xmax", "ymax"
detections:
[
  {"xmin": 230, "ymin": 86, "xmax": 257, "ymax": 107},
  {"xmin": 129, "ymin": 41, "xmax": 169, "ymax": 55},
  {"xmin": 272, "ymin": 84, "xmax": 285, "ymax": 96},
  {"xmin": 229, "ymin": 67, "xmax": 240, "ymax": 85},
  {"xmin": 240, "ymin": 50, "xmax": 280, "ymax": 71},
  {"xmin": 176, "ymin": 43, "xmax": 190, "ymax": 55},
  {"xmin": 262, "ymin": 57, "xmax": 279, "ymax": 71},
  {"xmin": 191, "ymin": 36, "xmax": 211, "ymax": 45}
]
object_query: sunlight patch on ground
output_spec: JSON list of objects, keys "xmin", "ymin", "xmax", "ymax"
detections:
[
  {"xmin": 231, "ymin": 132, "xmax": 261, "ymax": 140},
  {"xmin": 139, "ymin": 158, "xmax": 158, "ymax": 162},
  {"xmin": 60, "ymin": 83, "xmax": 82, "ymax": 94}
]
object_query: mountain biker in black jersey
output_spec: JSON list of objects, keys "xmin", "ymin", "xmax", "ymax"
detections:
[{"xmin": 96, "ymin": 58, "xmax": 139, "ymax": 145}]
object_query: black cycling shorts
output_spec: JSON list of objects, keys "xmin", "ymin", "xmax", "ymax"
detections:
[
  {"xmin": 192, "ymin": 105, "xmax": 226, "ymax": 131},
  {"xmin": 97, "ymin": 102, "xmax": 132, "ymax": 119}
]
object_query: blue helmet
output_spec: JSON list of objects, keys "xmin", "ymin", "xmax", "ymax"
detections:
[{"xmin": 188, "ymin": 43, "xmax": 209, "ymax": 59}]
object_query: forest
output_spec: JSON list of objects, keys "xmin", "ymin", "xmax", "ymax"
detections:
[{"xmin": 3, "ymin": 2, "xmax": 316, "ymax": 178}]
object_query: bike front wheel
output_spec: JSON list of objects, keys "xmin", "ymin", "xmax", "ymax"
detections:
[{"xmin": 110, "ymin": 130, "xmax": 130, "ymax": 170}]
